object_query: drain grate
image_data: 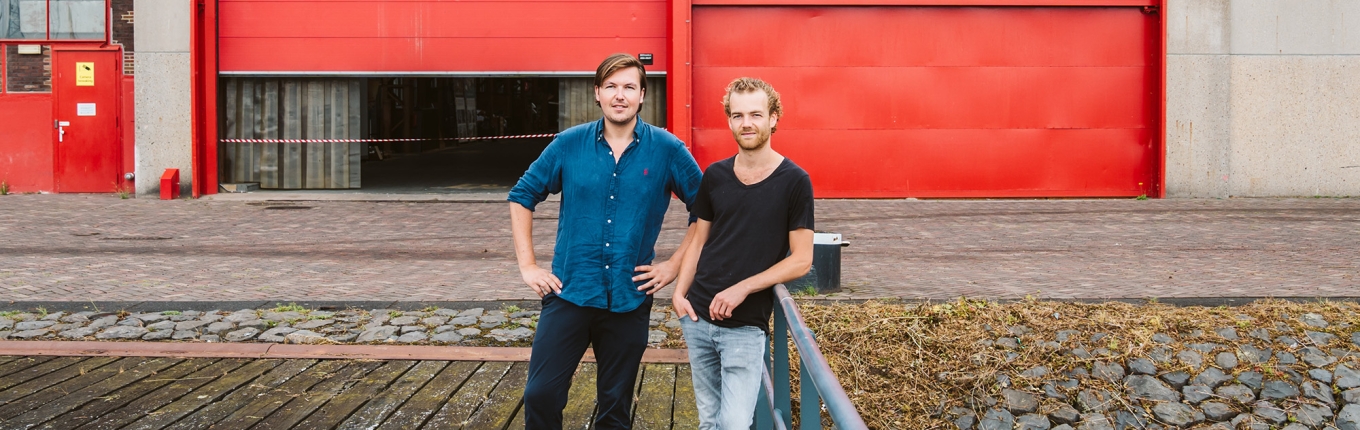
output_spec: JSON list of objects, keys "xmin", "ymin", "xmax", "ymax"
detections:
[
  {"xmin": 100, "ymin": 236, "xmax": 173, "ymax": 241},
  {"xmin": 264, "ymin": 206, "xmax": 314, "ymax": 210}
]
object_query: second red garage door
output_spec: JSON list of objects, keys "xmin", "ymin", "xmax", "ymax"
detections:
[{"xmin": 690, "ymin": 6, "xmax": 1161, "ymax": 198}]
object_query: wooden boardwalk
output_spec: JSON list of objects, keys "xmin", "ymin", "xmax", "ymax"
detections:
[{"xmin": 0, "ymin": 355, "xmax": 698, "ymax": 429}]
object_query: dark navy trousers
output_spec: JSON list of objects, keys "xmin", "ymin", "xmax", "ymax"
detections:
[{"xmin": 523, "ymin": 295, "xmax": 653, "ymax": 429}]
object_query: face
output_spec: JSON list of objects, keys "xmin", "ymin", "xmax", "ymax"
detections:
[
  {"xmin": 595, "ymin": 67, "xmax": 646, "ymax": 126},
  {"xmin": 727, "ymin": 90, "xmax": 778, "ymax": 151}
]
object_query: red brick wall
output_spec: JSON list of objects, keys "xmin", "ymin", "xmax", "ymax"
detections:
[{"xmin": 5, "ymin": 45, "xmax": 52, "ymax": 93}]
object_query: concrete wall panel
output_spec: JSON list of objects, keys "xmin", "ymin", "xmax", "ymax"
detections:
[
  {"xmin": 1228, "ymin": 55, "xmax": 1360, "ymax": 196},
  {"xmin": 133, "ymin": 0, "xmax": 190, "ymax": 53},
  {"xmin": 1166, "ymin": 55, "xmax": 1232, "ymax": 197},
  {"xmin": 1230, "ymin": 0, "xmax": 1360, "ymax": 55},
  {"xmin": 1168, "ymin": 0, "xmax": 1230, "ymax": 55},
  {"xmin": 134, "ymin": 52, "xmax": 193, "ymax": 197}
]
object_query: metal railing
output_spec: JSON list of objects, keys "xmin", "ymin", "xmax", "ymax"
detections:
[{"xmin": 753, "ymin": 284, "xmax": 869, "ymax": 430}]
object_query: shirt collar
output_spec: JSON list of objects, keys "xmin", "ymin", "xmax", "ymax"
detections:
[{"xmin": 594, "ymin": 117, "xmax": 648, "ymax": 143}]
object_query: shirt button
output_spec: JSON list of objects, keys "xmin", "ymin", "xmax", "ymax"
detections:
[
  {"xmin": 613, "ymin": 173, "xmax": 617, "ymax": 177},
  {"xmin": 606, "ymin": 243, "xmax": 610, "ymax": 247},
  {"xmin": 605, "ymin": 265, "xmax": 610, "ymax": 269},
  {"xmin": 610, "ymin": 196, "xmax": 614, "ymax": 199},
  {"xmin": 607, "ymin": 219, "xmax": 612, "ymax": 223}
]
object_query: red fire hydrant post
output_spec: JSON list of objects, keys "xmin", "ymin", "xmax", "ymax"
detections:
[{"xmin": 160, "ymin": 168, "xmax": 181, "ymax": 200}]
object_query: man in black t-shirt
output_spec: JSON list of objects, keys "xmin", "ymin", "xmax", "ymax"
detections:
[{"xmin": 673, "ymin": 77, "xmax": 815, "ymax": 429}]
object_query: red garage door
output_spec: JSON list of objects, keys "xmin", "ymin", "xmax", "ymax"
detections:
[{"xmin": 690, "ymin": 7, "xmax": 1160, "ymax": 198}]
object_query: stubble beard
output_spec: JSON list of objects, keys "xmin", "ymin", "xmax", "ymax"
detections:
[{"xmin": 733, "ymin": 127, "xmax": 771, "ymax": 152}]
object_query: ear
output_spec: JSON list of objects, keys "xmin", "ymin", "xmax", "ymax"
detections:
[
  {"xmin": 594, "ymin": 85, "xmax": 604, "ymax": 105},
  {"xmin": 639, "ymin": 87, "xmax": 646, "ymax": 105},
  {"xmin": 769, "ymin": 112, "xmax": 779, "ymax": 129}
]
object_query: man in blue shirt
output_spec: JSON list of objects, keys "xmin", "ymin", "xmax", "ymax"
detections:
[{"xmin": 508, "ymin": 54, "xmax": 703, "ymax": 429}]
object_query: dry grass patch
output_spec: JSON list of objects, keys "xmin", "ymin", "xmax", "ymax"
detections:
[{"xmin": 799, "ymin": 298, "xmax": 1360, "ymax": 429}]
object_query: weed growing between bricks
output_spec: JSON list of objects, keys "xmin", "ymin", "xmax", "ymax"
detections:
[{"xmin": 799, "ymin": 299, "xmax": 1360, "ymax": 429}]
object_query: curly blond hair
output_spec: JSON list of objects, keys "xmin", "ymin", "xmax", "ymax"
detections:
[{"xmin": 722, "ymin": 77, "xmax": 783, "ymax": 133}]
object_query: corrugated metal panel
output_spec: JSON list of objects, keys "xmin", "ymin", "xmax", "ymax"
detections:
[
  {"xmin": 218, "ymin": 0, "xmax": 670, "ymax": 73},
  {"xmin": 691, "ymin": 6, "xmax": 1159, "ymax": 198}
]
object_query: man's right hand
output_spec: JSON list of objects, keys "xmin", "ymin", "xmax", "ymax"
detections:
[
  {"xmin": 672, "ymin": 295, "xmax": 699, "ymax": 322},
  {"xmin": 520, "ymin": 265, "xmax": 563, "ymax": 298}
]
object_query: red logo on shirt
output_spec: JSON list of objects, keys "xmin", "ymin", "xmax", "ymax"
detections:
[{"xmin": 643, "ymin": 168, "xmax": 649, "ymax": 176}]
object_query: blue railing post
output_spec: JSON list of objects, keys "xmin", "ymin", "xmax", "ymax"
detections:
[
  {"xmin": 800, "ymin": 359, "xmax": 819, "ymax": 429},
  {"xmin": 774, "ymin": 301, "xmax": 792, "ymax": 427},
  {"xmin": 754, "ymin": 284, "xmax": 868, "ymax": 430}
]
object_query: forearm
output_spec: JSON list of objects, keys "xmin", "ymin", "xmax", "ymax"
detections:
[
  {"xmin": 668, "ymin": 222, "xmax": 699, "ymax": 264},
  {"xmin": 733, "ymin": 253, "xmax": 813, "ymax": 295},
  {"xmin": 509, "ymin": 203, "xmax": 538, "ymax": 269},
  {"xmin": 674, "ymin": 222, "xmax": 708, "ymax": 299}
]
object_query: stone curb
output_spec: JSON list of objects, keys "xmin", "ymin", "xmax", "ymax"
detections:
[
  {"xmin": 6, "ymin": 297, "xmax": 1360, "ymax": 313},
  {"xmin": 0, "ymin": 341, "xmax": 689, "ymax": 363}
]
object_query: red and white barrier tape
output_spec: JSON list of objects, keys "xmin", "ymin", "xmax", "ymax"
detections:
[{"xmin": 220, "ymin": 133, "xmax": 557, "ymax": 144}]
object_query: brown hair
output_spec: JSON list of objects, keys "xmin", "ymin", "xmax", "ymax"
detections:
[
  {"xmin": 722, "ymin": 77, "xmax": 783, "ymax": 133},
  {"xmin": 594, "ymin": 54, "xmax": 647, "ymax": 107}
]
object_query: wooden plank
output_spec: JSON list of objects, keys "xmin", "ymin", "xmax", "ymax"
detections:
[
  {"xmin": 561, "ymin": 362, "xmax": 598, "ymax": 430},
  {"xmin": 0, "ymin": 357, "xmax": 118, "ymax": 405},
  {"xmin": 222, "ymin": 78, "xmax": 239, "ymax": 183},
  {"xmin": 420, "ymin": 361, "xmax": 512, "ymax": 429},
  {"xmin": 282, "ymin": 79, "xmax": 303, "ymax": 189},
  {"xmin": 240, "ymin": 78, "xmax": 257, "ymax": 184},
  {"xmin": 672, "ymin": 365, "xmax": 699, "ymax": 430},
  {"xmin": 250, "ymin": 79, "xmax": 266, "ymax": 183},
  {"xmin": 161, "ymin": 359, "xmax": 318, "ymax": 429},
  {"xmin": 509, "ymin": 403, "xmax": 527, "ymax": 430},
  {"xmin": 293, "ymin": 360, "xmax": 417, "ymax": 429},
  {"xmin": 35, "ymin": 358, "xmax": 222, "ymax": 430},
  {"xmin": 337, "ymin": 360, "xmax": 447, "ymax": 428},
  {"xmin": 329, "ymin": 80, "xmax": 348, "ymax": 189},
  {"xmin": 117, "ymin": 358, "xmax": 283, "ymax": 429},
  {"xmin": 632, "ymin": 364, "xmax": 676, "ymax": 430},
  {"xmin": 0, "ymin": 356, "xmax": 16, "ymax": 366},
  {"xmin": 0, "ymin": 356, "xmax": 151, "ymax": 419},
  {"xmin": 210, "ymin": 359, "xmax": 350, "ymax": 429},
  {"xmin": 72, "ymin": 358, "xmax": 250, "ymax": 430},
  {"xmin": 4, "ymin": 358, "xmax": 182, "ymax": 426},
  {"xmin": 463, "ymin": 361, "xmax": 530, "ymax": 429},
  {"xmin": 0, "ymin": 355, "xmax": 55, "ymax": 381},
  {"xmin": 251, "ymin": 360, "xmax": 386, "ymax": 430},
  {"xmin": 261, "ymin": 79, "xmax": 280, "ymax": 188},
  {"xmin": 0, "ymin": 342, "xmax": 687, "ymax": 363},
  {"xmin": 305, "ymin": 80, "xmax": 327, "ymax": 188},
  {"xmin": 375, "ymin": 361, "xmax": 480, "ymax": 430},
  {"xmin": 348, "ymin": 79, "xmax": 362, "ymax": 189}
]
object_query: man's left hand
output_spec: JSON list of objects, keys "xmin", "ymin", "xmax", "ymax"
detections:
[
  {"xmin": 709, "ymin": 286, "xmax": 751, "ymax": 321},
  {"xmin": 634, "ymin": 259, "xmax": 680, "ymax": 295}
]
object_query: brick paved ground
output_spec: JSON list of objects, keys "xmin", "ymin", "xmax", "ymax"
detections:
[{"xmin": 0, "ymin": 195, "xmax": 1356, "ymax": 303}]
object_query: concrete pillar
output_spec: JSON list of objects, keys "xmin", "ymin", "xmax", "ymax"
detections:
[
  {"xmin": 1166, "ymin": 0, "xmax": 1360, "ymax": 197},
  {"xmin": 1224, "ymin": 0, "xmax": 1360, "ymax": 196},
  {"xmin": 133, "ymin": 0, "xmax": 192, "ymax": 197},
  {"xmin": 1166, "ymin": 0, "xmax": 1232, "ymax": 198}
]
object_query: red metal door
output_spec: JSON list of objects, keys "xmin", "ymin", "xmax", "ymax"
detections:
[
  {"xmin": 52, "ymin": 48, "xmax": 122, "ymax": 193},
  {"xmin": 691, "ymin": 6, "xmax": 1160, "ymax": 198}
]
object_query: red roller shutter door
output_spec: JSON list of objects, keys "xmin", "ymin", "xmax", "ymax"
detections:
[{"xmin": 690, "ymin": 6, "xmax": 1160, "ymax": 198}]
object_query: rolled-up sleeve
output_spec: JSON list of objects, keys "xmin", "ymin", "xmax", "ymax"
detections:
[
  {"xmin": 668, "ymin": 143, "xmax": 704, "ymax": 224},
  {"xmin": 507, "ymin": 138, "xmax": 565, "ymax": 211}
]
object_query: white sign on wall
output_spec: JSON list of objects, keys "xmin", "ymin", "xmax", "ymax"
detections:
[{"xmin": 77, "ymin": 103, "xmax": 96, "ymax": 116}]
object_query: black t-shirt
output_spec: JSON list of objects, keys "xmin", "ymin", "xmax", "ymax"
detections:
[{"xmin": 688, "ymin": 156, "xmax": 815, "ymax": 333}]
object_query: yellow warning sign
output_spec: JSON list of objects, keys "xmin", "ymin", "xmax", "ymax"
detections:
[{"xmin": 76, "ymin": 62, "xmax": 94, "ymax": 86}]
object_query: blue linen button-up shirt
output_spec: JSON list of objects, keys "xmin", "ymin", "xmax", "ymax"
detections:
[{"xmin": 508, "ymin": 118, "xmax": 702, "ymax": 313}]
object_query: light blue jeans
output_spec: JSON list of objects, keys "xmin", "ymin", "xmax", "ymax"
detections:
[{"xmin": 680, "ymin": 316, "xmax": 768, "ymax": 430}]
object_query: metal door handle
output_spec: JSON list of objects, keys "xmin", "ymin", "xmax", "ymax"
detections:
[{"xmin": 57, "ymin": 121, "xmax": 70, "ymax": 142}]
